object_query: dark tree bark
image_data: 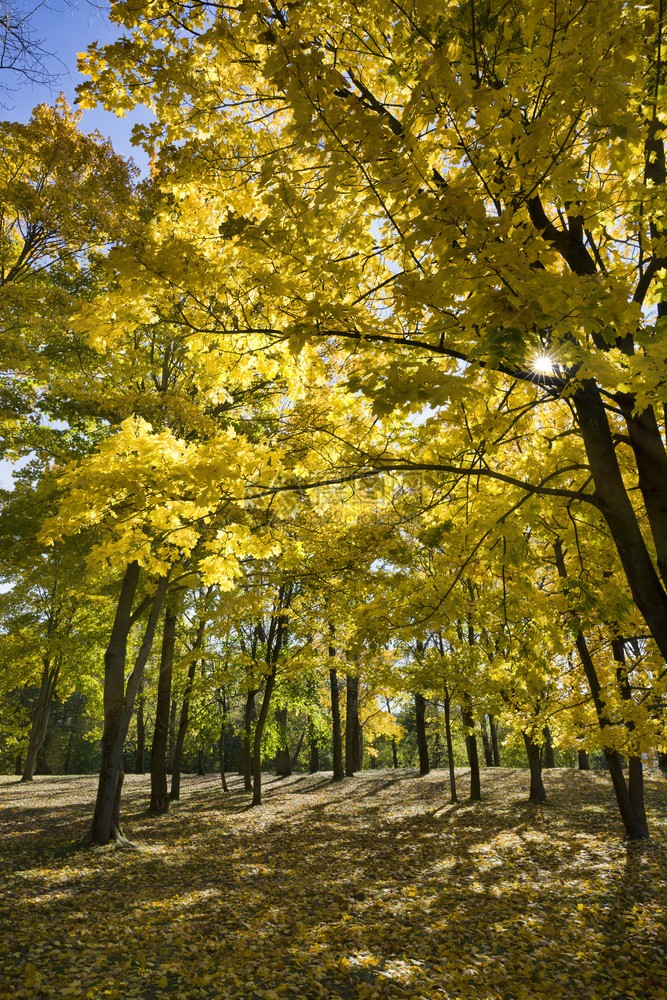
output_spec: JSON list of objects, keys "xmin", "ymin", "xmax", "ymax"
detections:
[
  {"xmin": 543, "ymin": 726, "xmax": 555, "ymax": 768},
  {"xmin": 218, "ymin": 737, "xmax": 228, "ymax": 792},
  {"xmin": 578, "ymin": 750, "xmax": 590, "ymax": 770},
  {"xmin": 391, "ymin": 736, "xmax": 398, "ymax": 769},
  {"xmin": 555, "ymin": 541, "xmax": 650, "ymax": 840},
  {"xmin": 308, "ymin": 718, "xmax": 319, "ymax": 773},
  {"xmin": 345, "ymin": 674, "xmax": 362, "ymax": 776},
  {"xmin": 149, "ymin": 606, "xmax": 177, "ymax": 815},
  {"xmin": 21, "ymin": 656, "xmax": 60, "ymax": 782},
  {"xmin": 274, "ymin": 707, "xmax": 292, "ymax": 776},
  {"xmin": 489, "ymin": 716, "xmax": 501, "ymax": 766},
  {"xmin": 444, "ymin": 688, "xmax": 457, "ymax": 802},
  {"xmin": 251, "ymin": 669, "xmax": 277, "ymax": 804},
  {"xmin": 414, "ymin": 692, "xmax": 430, "ymax": 775},
  {"xmin": 242, "ymin": 688, "xmax": 257, "ymax": 792},
  {"xmin": 572, "ymin": 383, "xmax": 667, "ymax": 662},
  {"xmin": 88, "ymin": 565, "xmax": 168, "ymax": 845},
  {"xmin": 291, "ymin": 726, "xmax": 305, "ymax": 769},
  {"xmin": 523, "ymin": 732, "xmax": 547, "ymax": 803},
  {"xmin": 613, "ymin": 638, "xmax": 649, "ymax": 838},
  {"xmin": 168, "ymin": 698, "xmax": 177, "ymax": 773},
  {"xmin": 251, "ymin": 592, "xmax": 291, "ymax": 807},
  {"xmin": 135, "ymin": 680, "xmax": 146, "ymax": 774},
  {"xmin": 218, "ymin": 690, "xmax": 229, "ymax": 792},
  {"xmin": 461, "ymin": 694, "xmax": 480, "ymax": 801},
  {"xmin": 480, "ymin": 715, "xmax": 493, "ymax": 767},
  {"xmin": 14, "ymin": 752, "xmax": 22, "ymax": 776},
  {"xmin": 170, "ymin": 640, "xmax": 203, "ymax": 801},
  {"xmin": 329, "ymin": 647, "xmax": 344, "ymax": 781},
  {"xmin": 197, "ymin": 747, "xmax": 205, "ymax": 775},
  {"xmin": 658, "ymin": 751, "xmax": 667, "ymax": 776}
]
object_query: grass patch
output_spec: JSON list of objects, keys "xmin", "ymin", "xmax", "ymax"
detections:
[{"xmin": 1, "ymin": 767, "xmax": 666, "ymax": 999}]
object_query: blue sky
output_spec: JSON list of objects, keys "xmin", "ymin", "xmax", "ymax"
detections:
[
  {"xmin": 6, "ymin": 0, "xmax": 150, "ymax": 169},
  {"xmin": 1, "ymin": 1, "xmax": 150, "ymax": 490}
]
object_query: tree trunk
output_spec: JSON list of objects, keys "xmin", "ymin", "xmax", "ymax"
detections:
[
  {"xmin": 543, "ymin": 726, "xmax": 555, "ymax": 768},
  {"xmin": 251, "ymin": 608, "xmax": 289, "ymax": 807},
  {"xmin": 87, "ymin": 565, "xmax": 168, "ymax": 845},
  {"xmin": 392, "ymin": 736, "xmax": 398, "ymax": 769},
  {"xmin": 21, "ymin": 657, "xmax": 61, "ymax": 782},
  {"xmin": 135, "ymin": 681, "xmax": 145, "ymax": 774},
  {"xmin": 444, "ymin": 690, "xmax": 457, "ymax": 803},
  {"xmin": 149, "ymin": 606, "xmax": 177, "ymax": 815},
  {"xmin": 414, "ymin": 691, "xmax": 430, "ymax": 776},
  {"xmin": 218, "ymin": 692, "xmax": 229, "ymax": 793},
  {"xmin": 218, "ymin": 735, "xmax": 229, "ymax": 792},
  {"xmin": 658, "ymin": 751, "xmax": 667, "ymax": 777},
  {"xmin": 345, "ymin": 674, "xmax": 362, "ymax": 776},
  {"xmin": 480, "ymin": 714, "xmax": 493, "ymax": 767},
  {"xmin": 578, "ymin": 749, "xmax": 590, "ymax": 770},
  {"xmin": 242, "ymin": 689, "xmax": 257, "ymax": 792},
  {"xmin": 14, "ymin": 752, "xmax": 22, "ymax": 776},
  {"xmin": 168, "ymin": 698, "xmax": 177, "ymax": 773},
  {"xmin": 523, "ymin": 732, "xmax": 547, "ymax": 804},
  {"xmin": 197, "ymin": 747, "xmax": 205, "ymax": 775},
  {"xmin": 252, "ymin": 668, "xmax": 277, "ymax": 806},
  {"xmin": 330, "ymin": 659, "xmax": 344, "ymax": 781},
  {"xmin": 555, "ymin": 541, "xmax": 650, "ymax": 840},
  {"xmin": 572, "ymin": 383, "xmax": 667, "ymax": 662},
  {"xmin": 274, "ymin": 707, "xmax": 292, "ymax": 776},
  {"xmin": 628, "ymin": 756, "xmax": 648, "ymax": 836},
  {"xmin": 490, "ymin": 716, "xmax": 501, "ymax": 766},
  {"xmin": 170, "ymin": 663, "xmax": 197, "ymax": 801},
  {"xmin": 461, "ymin": 695, "xmax": 480, "ymax": 800},
  {"xmin": 308, "ymin": 718, "xmax": 319, "ymax": 773},
  {"xmin": 291, "ymin": 726, "xmax": 305, "ymax": 769}
]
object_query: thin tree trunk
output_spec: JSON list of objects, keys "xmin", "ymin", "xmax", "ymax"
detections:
[
  {"xmin": 170, "ymin": 659, "xmax": 199, "ymax": 800},
  {"xmin": 523, "ymin": 732, "xmax": 547, "ymax": 803},
  {"xmin": 330, "ymin": 659, "xmax": 344, "ymax": 781},
  {"xmin": 197, "ymin": 747, "xmax": 205, "ymax": 775},
  {"xmin": 391, "ymin": 736, "xmax": 398, "ymax": 769},
  {"xmin": 658, "ymin": 751, "xmax": 667, "ymax": 777},
  {"xmin": 218, "ymin": 691, "xmax": 229, "ymax": 792},
  {"xmin": 555, "ymin": 541, "xmax": 650, "ymax": 840},
  {"xmin": 88, "ymin": 566, "xmax": 168, "ymax": 845},
  {"xmin": 414, "ymin": 691, "xmax": 430, "ymax": 776},
  {"xmin": 251, "ymin": 606, "xmax": 289, "ymax": 807},
  {"xmin": 218, "ymin": 736, "xmax": 229, "ymax": 792},
  {"xmin": 274, "ymin": 706, "xmax": 292, "ymax": 776},
  {"xmin": 291, "ymin": 726, "xmax": 305, "ymax": 769},
  {"xmin": 480, "ymin": 714, "xmax": 493, "ymax": 767},
  {"xmin": 150, "ymin": 607, "xmax": 177, "ymax": 814},
  {"xmin": 168, "ymin": 699, "xmax": 177, "ymax": 773},
  {"xmin": 543, "ymin": 726, "xmax": 555, "ymax": 768},
  {"xmin": 14, "ymin": 752, "xmax": 22, "ymax": 775},
  {"xmin": 309, "ymin": 719, "xmax": 319, "ymax": 773},
  {"xmin": 252, "ymin": 668, "xmax": 277, "ymax": 806},
  {"xmin": 578, "ymin": 750, "xmax": 590, "ymax": 770},
  {"xmin": 461, "ymin": 694, "xmax": 481, "ymax": 801},
  {"xmin": 21, "ymin": 657, "xmax": 61, "ymax": 782},
  {"xmin": 444, "ymin": 689, "xmax": 457, "ymax": 803},
  {"xmin": 243, "ymin": 689, "xmax": 257, "ymax": 792},
  {"xmin": 345, "ymin": 674, "xmax": 362, "ymax": 776},
  {"xmin": 135, "ymin": 680, "xmax": 145, "ymax": 774},
  {"xmin": 490, "ymin": 716, "xmax": 501, "ymax": 766}
]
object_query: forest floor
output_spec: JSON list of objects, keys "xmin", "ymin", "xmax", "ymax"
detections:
[{"xmin": 0, "ymin": 767, "xmax": 666, "ymax": 1000}]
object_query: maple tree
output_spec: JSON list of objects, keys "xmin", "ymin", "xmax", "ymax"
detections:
[{"xmin": 78, "ymin": 0, "xmax": 667, "ymax": 703}]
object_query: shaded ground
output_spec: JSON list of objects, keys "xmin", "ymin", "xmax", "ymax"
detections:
[{"xmin": 1, "ymin": 767, "xmax": 666, "ymax": 1000}]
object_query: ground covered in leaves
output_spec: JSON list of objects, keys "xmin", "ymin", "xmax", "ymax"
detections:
[{"xmin": 1, "ymin": 767, "xmax": 666, "ymax": 1000}]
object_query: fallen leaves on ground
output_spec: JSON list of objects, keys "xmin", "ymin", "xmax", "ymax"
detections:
[{"xmin": 0, "ymin": 767, "xmax": 666, "ymax": 1000}]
